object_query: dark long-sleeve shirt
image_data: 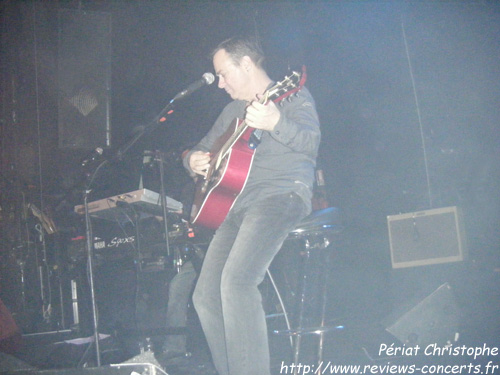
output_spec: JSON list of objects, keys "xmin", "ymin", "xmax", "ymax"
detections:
[{"xmin": 184, "ymin": 86, "xmax": 321, "ymax": 214}]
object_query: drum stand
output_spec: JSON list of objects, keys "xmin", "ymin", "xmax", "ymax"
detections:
[{"xmin": 274, "ymin": 207, "xmax": 343, "ymax": 375}]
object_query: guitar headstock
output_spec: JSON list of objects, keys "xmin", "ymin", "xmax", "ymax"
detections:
[{"xmin": 266, "ymin": 66, "xmax": 307, "ymax": 103}]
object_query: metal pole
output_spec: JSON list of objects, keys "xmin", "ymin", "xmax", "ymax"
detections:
[{"xmin": 83, "ymin": 191, "xmax": 101, "ymax": 366}]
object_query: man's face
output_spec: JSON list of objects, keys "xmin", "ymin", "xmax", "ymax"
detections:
[{"xmin": 213, "ymin": 49, "xmax": 250, "ymax": 101}]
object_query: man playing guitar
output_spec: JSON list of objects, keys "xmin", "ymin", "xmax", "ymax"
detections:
[{"xmin": 183, "ymin": 37, "xmax": 321, "ymax": 375}]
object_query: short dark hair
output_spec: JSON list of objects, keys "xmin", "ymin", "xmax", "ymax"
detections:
[{"xmin": 212, "ymin": 37, "xmax": 265, "ymax": 68}]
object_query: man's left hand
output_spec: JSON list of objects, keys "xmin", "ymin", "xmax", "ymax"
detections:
[{"xmin": 245, "ymin": 98, "xmax": 280, "ymax": 131}]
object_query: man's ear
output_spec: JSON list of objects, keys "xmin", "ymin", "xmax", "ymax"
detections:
[{"xmin": 240, "ymin": 55, "xmax": 254, "ymax": 72}]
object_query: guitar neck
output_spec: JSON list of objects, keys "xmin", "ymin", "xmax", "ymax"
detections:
[{"xmin": 216, "ymin": 94, "xmax": 270, "ymax": 165}]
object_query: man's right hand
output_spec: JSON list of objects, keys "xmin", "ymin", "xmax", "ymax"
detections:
[{"xmin": 189, "ymin": 151, "xmax": 211, "ymax": 177}]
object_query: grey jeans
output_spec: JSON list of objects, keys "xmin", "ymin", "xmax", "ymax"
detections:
[
  {"xmin": 193, "ymin": 192, "xmax": 308, "ymax": 375},
  {"xmin": 163, "ymin": 260, "xmax": 197, "ymax": 353}
]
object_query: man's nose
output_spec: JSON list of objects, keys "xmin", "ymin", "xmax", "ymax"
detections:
[{"xmin": 218, "ymin": 77, "xmax": 225, "ymax": 89}]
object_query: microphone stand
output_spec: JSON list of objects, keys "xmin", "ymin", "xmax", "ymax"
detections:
[
  {"xmin": 113, "ymin": 99, "xmax": 179, "ymax": 258},
  {"xmin": 113, "ymin": 73, "xmax": 213, "ymax": 161},
  {"xmin": 115, "ymin": 97, "xmax": 175, "ymax": 162},
  {"xmin": 80, "ymin": 87, "xmax": 202, "ymax": 366},
  {"xmin": 111, "ymin": 82, "xmax": 207, "ymax": 258}
]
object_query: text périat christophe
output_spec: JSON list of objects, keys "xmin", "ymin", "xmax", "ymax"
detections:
[{"xmin": 380, "ymin": 343, "xmax": 498, "ymax": 361}]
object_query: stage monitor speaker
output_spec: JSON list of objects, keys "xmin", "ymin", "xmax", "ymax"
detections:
[
  {"xmin": 57, "ymin": 9, "xmax": 112, "ymax": 149},
  {"xmin": 387, "ymin": 206, "xmax": 467, "ymax": 269},
  {"xmin": 385, "ymin": 282, "xmax": 460, "ymax": 347}
]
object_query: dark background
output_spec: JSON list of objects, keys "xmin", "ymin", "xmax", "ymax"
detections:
[{"xmin": 1, "ymin": 0, "xmax": 499, "ymax": 359}]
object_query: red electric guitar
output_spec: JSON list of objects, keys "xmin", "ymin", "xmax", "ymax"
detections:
[{"xmin": 190, "ymin": 67, "xmax": 307, "ymax": 229}]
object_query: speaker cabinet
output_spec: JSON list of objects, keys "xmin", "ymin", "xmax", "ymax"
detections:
[
  {"xmin": 57, "ymin": 9, "xmax": 112, "ymax": 149},
  {"xmin": 385, "ymin": 283, "xmax": 460, "ymax": 347},
  {"xmin": 387, "ymin": 206, "xmax": 467, "ymax": 269}
]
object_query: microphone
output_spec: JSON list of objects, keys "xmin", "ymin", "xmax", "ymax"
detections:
[
  {"xmin": 81, "ymin": 147, "xmax": 104, "ymax": 167},
  {"xmin": 172, "ymin": 72, "xmax": 215, "ymax": 101}
]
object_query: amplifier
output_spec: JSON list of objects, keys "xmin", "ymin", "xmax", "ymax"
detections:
[{"xmin": 387, "ymin": 206, "xmax": 467, "ymax": 268}]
